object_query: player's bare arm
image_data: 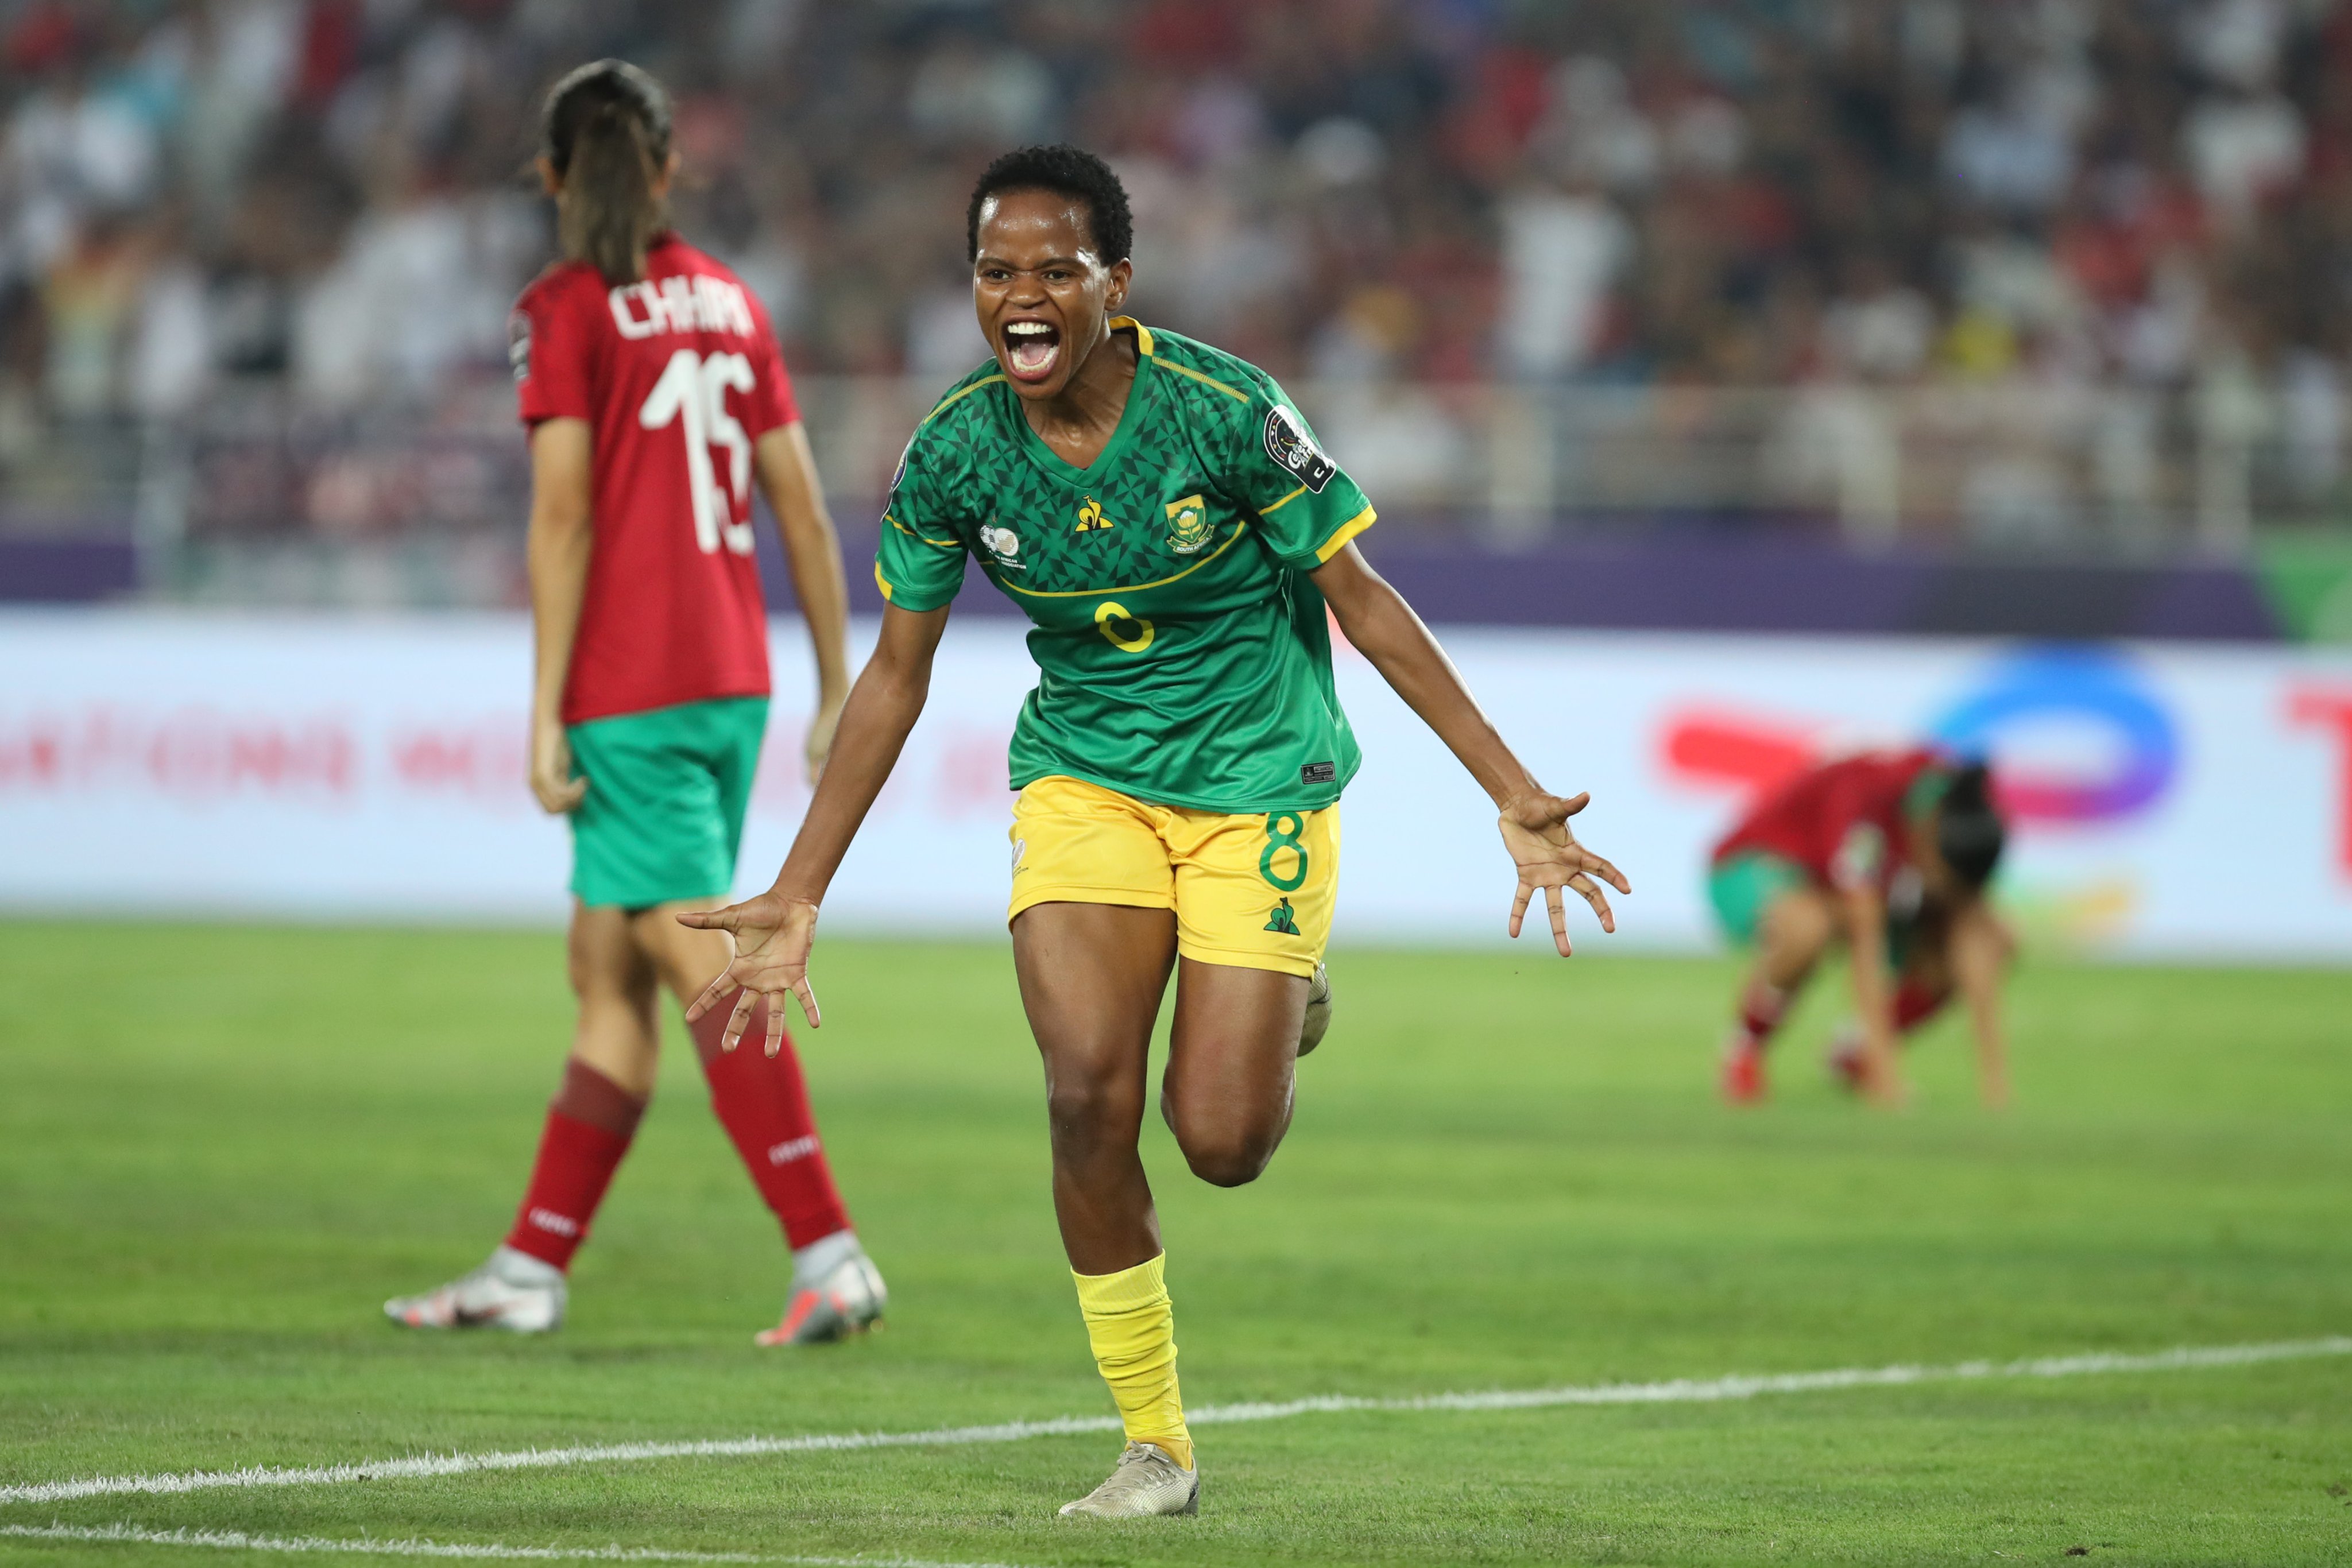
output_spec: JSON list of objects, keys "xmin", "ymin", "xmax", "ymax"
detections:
[
  {"xmin": 525, "ymin": 416, "xmax": 594, "ymax": 815},
  {"xmin": 1840, "ymin": 885, "xmax": 1907, "ymax": 1105},
  {"xmin": 753, "ymin": 421, "xmax": 851, "ymax": 782},
  {"xmin": 1312, "ymin": 542, "xmax": 1629, "ymax": 957},
  {"xmin": 1951, "ymin": 899, "xmax": 2013, "ymax": 1109},
  {"xmin": 680, "ymin": 601, "xmax": 952, "ymax": 1052}
]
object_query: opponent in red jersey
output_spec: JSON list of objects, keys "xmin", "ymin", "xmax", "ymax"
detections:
[
  {"xmin": 386, "ymin": 60, "xmax": 883, "ymax": 1344},
  {"xmin": 1708, "ymin": 749, "xmax": 2012, "ymax": 1108}
]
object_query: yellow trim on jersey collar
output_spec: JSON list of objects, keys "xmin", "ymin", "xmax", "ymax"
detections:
[
  {"xmin": 1110, "ymin": 316, "xmax": 1154, "ymax": 356},
  {"xmin": 1157, "ymin": 358, "xmax": 1249, "ymax": 402},
  {"xmin": 1110, "ymin": 316, "xmax": 1249, "ymax": 402},
  {"xmin": 1314, "ymin": 505, "xmax": 1378, "ymax": 564},
  {"xmin": 922, "ymin": 373, "xmax": 1007, "ymax": 425},
  {"xmin": 997, "ymin": 519, "xmax": 1249, "ymax": 599}
]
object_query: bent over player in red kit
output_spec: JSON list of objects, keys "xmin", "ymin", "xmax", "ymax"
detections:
[
  {"xmin": 1708, "ymin": 749, "xmax": 2013, "ymax": 1109},
  {"xmin": 385, "ymin": 60, "xmax": 882, "ymax": 1342}
]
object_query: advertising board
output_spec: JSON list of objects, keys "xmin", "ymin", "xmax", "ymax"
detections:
[{"xmin": 5, "ymin": 612, "xmax": 2349, "ymax": 959}]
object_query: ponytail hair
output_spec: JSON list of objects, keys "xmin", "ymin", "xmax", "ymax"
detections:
[
  {"xmin": 540, "ymin": 59, "xmax": 673, "ymax": 286},
  {"xmin": 1935, "ymin": 760, "xmax": 2007, "ymax": 892}
]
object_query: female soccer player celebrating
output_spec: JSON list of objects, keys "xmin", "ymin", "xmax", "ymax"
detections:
[
  {"xmin": 385, "ymin": 60, "xmax": 884, "ymax": 1345},
  {"xmin": 683, "ymin": 146, "xmax": 1627, "ymax": 1513}
]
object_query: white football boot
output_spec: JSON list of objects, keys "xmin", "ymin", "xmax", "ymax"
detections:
[
  {"xmin": 1826, "ymin": 1020, "xmax": 1870, "ymax": 1093},
  {"xmin": 1297, "ymin": 962, "xmax": 1333, "ymax": 1057},
  {"xmin": 757, "ymin": 1232, "xmax": 887, "ymax": 1346},
  {"xmin": 1059, "ymin": 1441, "xmax": 1200, "ymax": 1517},
  {"xmin": 384, "ymin": 1246, "xmax": 565, "ymax": 1334}
]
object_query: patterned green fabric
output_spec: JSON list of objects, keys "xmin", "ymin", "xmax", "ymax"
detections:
[{"xmin": 877, "ymin": 320, "xmax": 1376, "ymax": 813}]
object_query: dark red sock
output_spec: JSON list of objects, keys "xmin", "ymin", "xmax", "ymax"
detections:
[
  {"xmin": 689, "ymin": 1000, "xmax": 852, "ymax": 1250},
  {"xmin": 1893, "ymin": 980, "xmax": 1949, "ymax": 1033},
  {"xmin": 1735, "ymin": 977, "xmax": 1789, "ymax": 1051},
  {"xmin": 502, "ymin": 1059, "xmax": 646, "ymax": 1271}
]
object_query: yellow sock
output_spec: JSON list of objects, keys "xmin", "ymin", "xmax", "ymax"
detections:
[{"xmin": 1071, "ymin": 1253, "xmax": 1192, "ymax": 1470}]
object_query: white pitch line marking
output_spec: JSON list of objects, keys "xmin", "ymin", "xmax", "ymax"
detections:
[
  {"xmin": 3, "ymin": 1335, "xmax": 2343, "ymax": 1510},
  {"xmin": 0, "ymin": 1523, "xmax": 1024, "ymax": 1568},
  {"xmin": 0, "ymin": 1416, "xmax": 1124, "ymax": 1509}
]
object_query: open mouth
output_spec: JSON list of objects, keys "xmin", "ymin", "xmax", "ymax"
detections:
[{"xmin": 1002, "ymin": 319, "xmax": 1061, "ymax": 382}]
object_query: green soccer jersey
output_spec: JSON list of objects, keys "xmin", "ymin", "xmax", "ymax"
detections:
[{"xmin": 875, "ymin": 319, "xmax": 1377, "ymax": 813}]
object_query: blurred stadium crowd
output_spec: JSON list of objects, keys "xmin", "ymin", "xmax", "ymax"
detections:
[{"xmin": 4, "ymin": 0, "xmax": 2350, "ymax": 578}]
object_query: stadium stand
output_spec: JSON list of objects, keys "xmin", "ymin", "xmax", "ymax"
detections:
[{"xmin": 1, "ymin": 0, "xmax": 2349, "ymax": 622}]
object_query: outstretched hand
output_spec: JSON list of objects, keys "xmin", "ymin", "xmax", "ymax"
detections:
[
  {"xmin": 676, "ymin": 892, "xmax": 822, "ymax": 1055},
  {"xmin": 1499, "ymin": 791, "xmax": 1631, "ymax": 957}
]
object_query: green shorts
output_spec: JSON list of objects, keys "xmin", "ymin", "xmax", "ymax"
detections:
[
  {"xmin": 567, "ymin": 695, "xmax": 768, "ymax": 909},
  {"xmin": 1707, "ymin": 849, "xmax": 1917, "ymax": 965},
  {"xmin": 1707, "ymin": 851, "xmax": 1811, "ymax": 946}
]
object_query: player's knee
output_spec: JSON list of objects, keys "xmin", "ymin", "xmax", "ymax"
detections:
[
  {"xmin": 567, "ymin": 922, "xmax": 641, "ymax": 1002},
  {"xmin": 633, "ymin": 904, "xmax": 729, "ymax": 1002},
  {"xmin": 1761, "ymin": 891, "xmax": 1835, "ymax": 967},
  {"xmin": 1177, "ymin": 1124, "xmax": 1277, "ymax": 1187},
  {"xmin": 569, "ymin": 944, "xmax": 644, "ymax": 1006},
  {"xmin": 1043, "ymin": 1070, "xmax": 1140, "ymax": 1152},
  {"xmin": 564, "ymin": 926, "xmax": 597, "ymax": 996},
  {"xmin": 1165, "ymin": 1097, "xmax": 1282, "ymax": 1187}
]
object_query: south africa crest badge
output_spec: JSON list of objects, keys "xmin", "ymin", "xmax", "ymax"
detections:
[{"xmin": 1165, "ymin": 493, "xmax": 1212, "ymax": 554}]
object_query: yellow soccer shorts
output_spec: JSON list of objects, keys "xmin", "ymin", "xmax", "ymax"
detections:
[{"xmin": 1008, "ymin": 775, "xmax": 1339, "ymax": 977}]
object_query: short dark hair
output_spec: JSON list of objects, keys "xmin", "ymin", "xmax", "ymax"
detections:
[
  {"xmin": 966, "ymin": 144, "xmax": 1133, "ymax": 266},
  {"xmin": 1936, "ymin": 761, "xmax": 2006, "ymax": 891}
]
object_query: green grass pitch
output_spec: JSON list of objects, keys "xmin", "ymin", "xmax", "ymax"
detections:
[{"xmin": 2, "ymin": 922, "xmax": 2350, "ymax": 1567}]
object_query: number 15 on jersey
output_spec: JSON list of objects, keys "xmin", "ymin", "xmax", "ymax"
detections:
[{"xmin": 640, "ymin": 347, "xmax": 757, "ymax": 556}]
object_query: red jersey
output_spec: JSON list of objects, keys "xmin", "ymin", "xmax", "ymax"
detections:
[
  {"xmin": 512, "ymin": 234, "xmax": 798, "ymax": 725},
  {"xmin": 1713, "ymin": 748, "xmax": 1944, "ymax": 896}
]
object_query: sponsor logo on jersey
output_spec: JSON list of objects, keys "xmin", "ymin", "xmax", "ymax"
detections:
[
  {"xmin": 1263, "ymin": 898, "xmax": 1301, "ymax": 935},
  {"xmin": 1264, "ymin": 405, "xmax": 1336, "ymax": 493},
  {"xmin": 1165, "ymin": 493, "xmax": 1212, "ymax": 553},
  {"xmin": 1299, "ymin": 761, "xmax": 1337, "ymax": 785},
  {"xmin": 891, "ymin": 435, "xmax": 912, "ymax": 494},
  {"xmin": 506, "ymin": 312, "xmax": 531, "ymax": 383},
  {"xmin": 979, "ymin": 523, "xmax": 1024, "ymax": 571},
  {"xmin": 1074, "ymin": 495, "xmax": 1113, "ymax": 533},
  {"xmin": 607, "ymin": 274, "xmax": 756, "ymax": 340},
  {"xmin": 1831, "ymin": 822, "xmax": 1886, "ymax": 891}
]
